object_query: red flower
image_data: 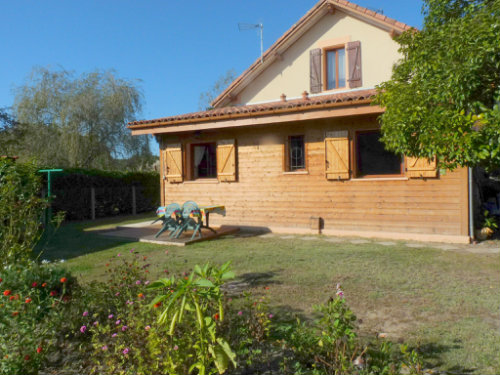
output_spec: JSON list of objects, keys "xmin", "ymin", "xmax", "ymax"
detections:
[
  {"xmin": 214, "ymin": 313, "xmax": 220, "ymax": 321},
  {"xmin": 264, "ymin": 286, "xmax": 270, "ymax": 290},
  {"xmin": 9, "ymin": 296, "xmax": 15, "ymax": 301},
  {"xmin": 105, "ymin": 263, "xmax": 110, "ymax": 267},
  {"xmin": 138, "ymin": 293, "xmax": 144, "ymax": 299},
  {"xmin": 41, "ymin": 283, "xmax": 47, "ymax": 287},
  {"xmin": 12, "ymin": 311, "xmax": 19, "ymax": 316},
  {"xmin": 50, "ymin": 291, "xmax": 57, "ymax": 297},
  {"xmin": 24, "ymin": 354, "xmax": 30, "ymax": 361},
  {"xmin": 3, "ymin": 290, "xmax": 11, "ymax": 296},
  {"xmin": 153, "ymin": 302, "xmax": 161, "ymax": 308},
  {"xmin": 36, "ymin": 346, "xmax": 43, "ymax": 354},
  {"xmin": 25, "ymin": 298, "xmax": 32, "ymax": 303},
  {"xmin": 60, "ymin": 277, "xmax": 67, "ymax": 283},
  {"xmin": 0, "ymin": 278, "xmax": 3, "ymax": 283},
  {"xmin": 32, "ymin": 282, "xmax": 38, "ymax": 287}
]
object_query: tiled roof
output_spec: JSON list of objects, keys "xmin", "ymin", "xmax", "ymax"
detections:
[
  {"xmin": 211, "ymin": 0, "xmax": 413, "ymax": 108},
  {"xmin": 128, "ymin": 89, "xmax": 377, "ymax": 129}
]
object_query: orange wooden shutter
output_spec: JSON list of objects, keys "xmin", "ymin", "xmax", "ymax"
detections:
[
  {"xmin": 325, "ymin": 131, "xmax": 350, "ymax": 180},
  {"xmin": 406, "ymin": 156, "xmax": 437, "ymax": 178},
  {"xmin": 310, "ymin": 48, "xmax": 322, "ymax": 94},
  {"xmin": 217, "ymin": 139, "xmax": 236, "ymax": 182},
  {"xmin": 347, "ymin": 41, "xmax": 362, "ymax": 88},
  {"xmin": 165, "ymin": 143, "xmax": 183, "ymax": 183}
]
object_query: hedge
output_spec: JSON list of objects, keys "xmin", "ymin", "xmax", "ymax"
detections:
[{"xmin": 40, "ymin": 168, "xmax": 160, "ymax": 220}]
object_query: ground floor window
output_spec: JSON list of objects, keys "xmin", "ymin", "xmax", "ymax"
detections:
[
  {"xmin": 287, "ymin": 135, "xmax": 306, "ymax": 171},
  {"xmin": 192, "ymin": 143, "xmax": 216, "ymax": 178},
  {"xmin": 355, "ymin": 130, "xmax": 402, "ymax": 177}
]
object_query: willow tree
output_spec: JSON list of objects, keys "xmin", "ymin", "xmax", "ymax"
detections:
[
  {"xmin": 13, "ymin": 67, "xmax": 153, "ymax": 170},
  {"xmin": 375, "ymin": 0, "xmax": 500, "ymax": 171}
]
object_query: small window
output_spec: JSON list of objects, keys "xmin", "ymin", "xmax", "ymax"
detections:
[
  {"xmin": 325, "ymin": 48, "xmax": 346, "ymax": 90},
  {"xmin": 191, "ymin": 143, "xmax": 216, "ymax": 179},
  {"xmin": 287, "ymin": 135, "xmax": 306, "ymax": 171},
  {"xmin": 356, "ymin": 131, "xmax": 402, "ymax": 177}
]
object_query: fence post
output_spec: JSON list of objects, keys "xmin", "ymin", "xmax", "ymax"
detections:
[
  {"xmin": 91, "ymin": 187, "xmax": 96, "ymax": 220},
  {"xmin": 132, "ymin": 186, "xmax": 137, "ymax": 215}
]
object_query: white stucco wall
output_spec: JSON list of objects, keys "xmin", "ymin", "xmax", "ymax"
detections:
[{"xmin": 236, "ymin": 10, "xmax": 401, "ymax": 105}]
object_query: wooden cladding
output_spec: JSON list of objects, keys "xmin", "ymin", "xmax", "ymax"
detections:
[
  {"xmin": 346, "ymin": 41, "xmax": 362, "ymax": 88},
  {"xmin": 406, "ymin": 157, "xmax": 438, "ymax": 178},
  {"xmin": 217, "ymin": 139, "xmax": 237, "ymax": 182},
  {"xmin": 165, "ymin": 143, "xmax": 183, "ymax": 183},
  {"xmin": 325, "ymin": 130, "xmax": 350, "ymax": 180}
]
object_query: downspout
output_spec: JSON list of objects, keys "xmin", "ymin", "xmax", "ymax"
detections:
[{"xmin": 468, "ymin": 167, "xmax": 475, "ymax": 241}]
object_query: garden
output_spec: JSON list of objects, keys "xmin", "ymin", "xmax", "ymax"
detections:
[{"xmin": 1, "ymin": 158, "xmax": 499, "ymax": 375}]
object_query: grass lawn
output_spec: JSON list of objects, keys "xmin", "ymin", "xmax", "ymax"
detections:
[{"xmin": 42, "ymin": 216, "xmax": 500, "ymax": 374}]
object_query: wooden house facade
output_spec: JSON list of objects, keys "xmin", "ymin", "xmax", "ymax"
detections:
[{"xmin": 129, "ymin": 0, "xmax": 472, "ymax": 243}]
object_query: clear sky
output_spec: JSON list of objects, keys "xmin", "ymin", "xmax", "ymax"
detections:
[{"xmin": 0, "ymin": 0, "xmax": 423, "ymax": 133}]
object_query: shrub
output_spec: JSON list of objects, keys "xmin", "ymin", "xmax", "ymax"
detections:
[
  {"xmin": 0, "ymin": 159, "xmax": 50, "ymax": 267},
  {"xmin": 0, "ymin": 262, "xmax": 78, "ymax": 375}
]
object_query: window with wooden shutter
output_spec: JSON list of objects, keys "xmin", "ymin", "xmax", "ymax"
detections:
[
  {"xmin": 346, "ymin": 41, "xmax": 362, "ymax": 88},
  {"xmin": 325, "ymin": 131, "xmax": 350, "ymax": 180},
  {"xmin": 165, "ymin": 143, "xmax": 183, "ymax": 183},
  {"xmin": 216, "ymin": 139, "xmax": 237, "ymax": 182},
  {"xmin": 406, "ymin": 157, "xmax": 438, "ymax": 178},
  {"xmin": 310, "ymin": 48, "xmax": 322, "ymax": 94}
]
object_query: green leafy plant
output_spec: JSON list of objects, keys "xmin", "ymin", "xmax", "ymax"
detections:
[
  {"xmin": 0, "ymin": 262, "xmax": 77, "ymax": 375},
  {"xmin": 148, "ymin": 262, "xmax": 236, "ymax": 375},
  {"xmin": 400, "ymin": 344, "xmax": 424, "ymax": 375},
  {"xmin": 482, "ymin": 210, "xmax": 498, "ymax": 231},
  {"xmin": 0, "ymin": 159, "xmax": 53, "ymax": 267}
]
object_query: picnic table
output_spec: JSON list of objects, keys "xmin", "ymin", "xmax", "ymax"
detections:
[
  {"xmin": 154, "ymin": 203, "xmax": 226, "ymax": 239},
  {"xmin": 190, "ymin": 205, "xmax": 226, "ymax": 234}
]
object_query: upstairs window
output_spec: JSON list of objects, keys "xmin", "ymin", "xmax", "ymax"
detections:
[
  {"xmin": 192, "ymin": 143, "xmax": 217, "ymax": 179},
  {"xmin": 355, "ymin": 130, "xmax": 402, "ymax": 177},
  {"xmin": 287, "ymin": 135, "xmax": 306, "ymax": 172},
  {"xmin": 325, "ymin": 48, "xmax": 346, "ymax": 90}
]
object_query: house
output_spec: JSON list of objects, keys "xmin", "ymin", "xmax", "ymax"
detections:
[{"xmin": 129, "ymin": 0, "xmax": 472, "ymax": 244}]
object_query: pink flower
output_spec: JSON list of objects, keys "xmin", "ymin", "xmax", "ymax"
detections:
[
  {"xmin": 173, "ymin": 345, "xmax": 179, "ymax": 350},
  {"xmin": 145, "ymin": 325, "xmax": 151, "ymax": 331},
  {"xmin": 80, "ymin": 325, "xmax": 87, "ymax": 333},
  {"xmin": 82, "ymin": 311, "xmax": 89, "ymax": 317},
  {"xmin": 93, "ymin": 321, "xmax": 99, "ymax": 326},
  {"xmin": 115, "ymin": 292, "xmax": 120, "ymax": 296},
  {"xmin": 102, "ymin": 345, "xmax": 108, "ymax": 351},
  {"xmin": 237, "ymin": 311, "xmax": 243, "ymax": 316},
  {"xmin": 268, "ymin": 314, "xmax": 274, "ymax": 319},
  {"xmin": 126, "ymin": 300, "xmax": 134, "ymax": 305},
  {"xmin": 108, "ymin": 314, "xmax": 114, "ymax": 319},
  {"xmin": 135, "ymin": 280, "xmax": 141, "ymax": 285},
  {"xmin": 122, "ymin": 325, "xmax": 128, "ymax": 331},
  {"xmin": 112, "ymin": 333, "xmax": 118, "ymax": 338},
  {"xmin": 123, "ymin": 348, "xmax": 129, "ymax": 355},
  {"xmin": 115, "ymin": 320, "xmax": 121, "ymax": 325},
  {"xmin": 117, "ymin": 253, "xmax": 122, "ymax": 257},
  {"xmin": 144, "ymin": 280, "xmax": 150, "ymax": 285}
]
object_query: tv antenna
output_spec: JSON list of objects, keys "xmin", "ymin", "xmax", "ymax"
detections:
[{"xmin": 238, "ymin": 22, "xmax": 264, "ymax": 63}]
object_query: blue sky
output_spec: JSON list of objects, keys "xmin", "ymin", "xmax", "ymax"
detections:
[{"xmin": 0, "ymin": 0, "xmax": 423, "ymax": 135}]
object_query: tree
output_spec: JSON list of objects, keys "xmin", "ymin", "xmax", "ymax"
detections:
[
  {"xmin": 375, "ymin": 0, "xmax": 500, "ymax": 171},
  {"xmin": 198, "ymin": 69, "xmax": 237, "ymax": 110},
  {"xmin": 0, "ymin": 108, "xmax": 22, "ymax": 156},
  {"xmin": 13, "ymin": 67, "xmax": 154, "ymax": 170}
]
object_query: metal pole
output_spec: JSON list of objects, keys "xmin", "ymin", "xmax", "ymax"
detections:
[
  {"xmin": 260, "ymin": 23, "xmax": 264, "ymax": 63},
  {"xmin": 132, "ymin": 186, "xmax": 137, "ymax": 215}
]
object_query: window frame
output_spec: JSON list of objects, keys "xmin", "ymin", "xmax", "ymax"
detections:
[
  {"xmin": 284, "ymin": 134, "xmax": 308, "ymax": 173},
  {"xmin": 323, "ymin": 46, "xmax": 347, "ymax": 91},
  {"xmin": 189, "ymin": 142, "xmax": 217, "ymax": 180},
  {"xmin": 353, "ymin": 129, "xmax": 404, "ymax": 179}
]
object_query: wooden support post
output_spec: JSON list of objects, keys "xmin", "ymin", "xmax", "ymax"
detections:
[
  {"xmin": 132, "ymin": 186, "xmax": 137, "ymax": 215},
  {"xmin": 91, "ymin": 187, "xmax": 96, "ymax": 220}
]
